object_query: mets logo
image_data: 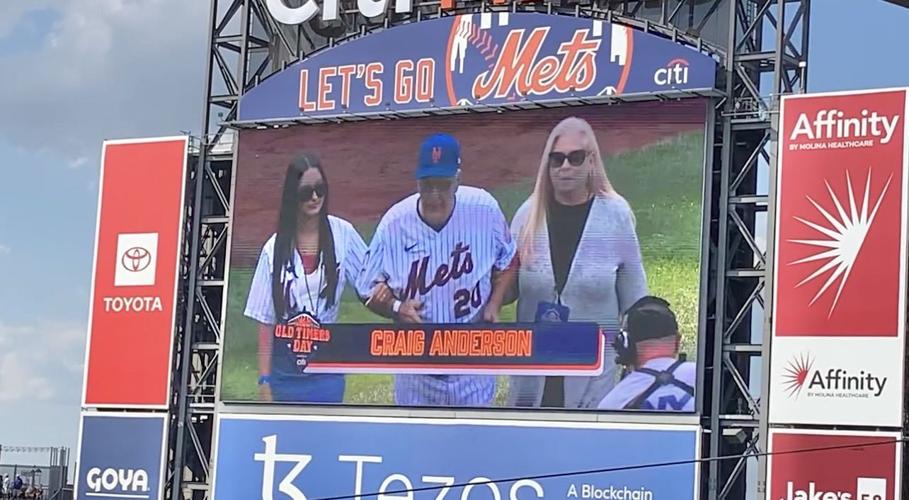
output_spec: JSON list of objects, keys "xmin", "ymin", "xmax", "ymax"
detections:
[
  {"xmin": 443, "ymin": 13, "xmax": 634, "ymax": 107},
  {"xmin": 431, "ymin": 146, "xmax": 442, "ymax": 163}
]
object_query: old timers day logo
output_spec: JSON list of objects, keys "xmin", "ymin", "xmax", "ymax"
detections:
[
  {"xmin": 274, "ymin": 312, "xmax": 333, "ymax": 367},
  {"xmin": 776, "ymin": 92, "xmax": 906, "ymax": 336},
  {"xmin": 443, "ymin": 13, "xmax": 633, "ymax": 107}
]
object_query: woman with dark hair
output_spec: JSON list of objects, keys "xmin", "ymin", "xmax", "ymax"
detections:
[{"xmin": 243, "ymin": 153, "xmax": 368, "ymax": 403}]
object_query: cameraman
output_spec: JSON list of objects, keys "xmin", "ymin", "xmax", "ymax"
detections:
[{"xmin": 598, "ymin": 296, "xmax": 695, "ymax": 411}]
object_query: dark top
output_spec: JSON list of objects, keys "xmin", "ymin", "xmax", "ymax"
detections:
[{"xmin": 541, "ymin": 195, "xmax": 594, "ymax": 408}]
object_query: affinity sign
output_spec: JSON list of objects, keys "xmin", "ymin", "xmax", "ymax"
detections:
[
  {"xmin": 82, "ymin": 137, "xmax": 187, "ymax": 408},
  {"xmin": 769, "ymin": 88, "xmax": 909, "ymax": 426},
  {"xmin": 238, "ymin": 13, "xmax": 716, "ymax": 121},
  {"xmin": 212, "ymin": 415, "xmax": 700, "ymax": 500}
]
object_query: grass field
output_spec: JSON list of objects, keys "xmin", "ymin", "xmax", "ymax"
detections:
[{"xmin": 221, "ymin": 131, "xmax": 705, "ymax": 403}]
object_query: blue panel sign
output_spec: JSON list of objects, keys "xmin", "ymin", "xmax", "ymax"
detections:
[
  {"xmin": 271, "ymin": 313, "xmax": 604, "ymax": 376},
  {"xmin": 213, "ymin": 414, "xmax": 700, "ymax": 499},
  {"xmin": 238, "ymin": 13, "xmax": 717, "ymax": 122},
  {"xmin": 75, "ymin": 413, "xmax": 167, "ymax": 500}
]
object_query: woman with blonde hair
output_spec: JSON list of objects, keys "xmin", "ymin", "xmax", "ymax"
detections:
[{"xmin": 486, "ymin": 116, "xmax": 648, "ymax": 408}]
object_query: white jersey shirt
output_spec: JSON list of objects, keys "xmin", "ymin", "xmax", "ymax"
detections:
[
  {"xmin": 597, "ymin": 357, "xmax": 696, "ymax": 411},
  {"xmin": 358, "ymin": 186, "xmax": 516, "ymax": 321},
  {"xmin": 245, "ymin": 215, "xmax": 367, "ymax": 326},
  {"xmin": 358, "ymin": 186, "xmax": 517, "ymax": 406}
]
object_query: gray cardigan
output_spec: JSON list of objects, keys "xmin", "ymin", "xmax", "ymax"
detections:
[{"xmin": 506, "ymin": 194, "xmax": 648, "ymax": 408}]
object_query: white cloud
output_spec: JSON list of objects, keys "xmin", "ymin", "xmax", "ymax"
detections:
[
  {"xmin": 0, "ymin": 244, "xmax": 10, "ymax": 256},
  {"xmin": 68, "ymin": 156, "xmax": 89, "ymax": 169},
  {"xmin": 0, "ymin": 322, "xmax": 86, "ymax": 403},
  {"xmin": 0, "ymin": 354, "xmax": 55, "ymax": 401},
  {"xmin": 0, "ymin": 2, "xmax": 53, "ymax": 38},
  {"xmin": 0, "ymin": 0, "xmax": 209, "ymax": 160}
]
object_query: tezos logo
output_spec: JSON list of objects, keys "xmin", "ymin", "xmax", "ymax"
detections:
[
  {"xmin": 780, "ymin": 477, "xmax": 887, "ymax": 500},
  {"xmin": 654, "ymin": 58, "xmax": 689, "ymax": 86},
  {"xmin": 252, "ymin": 435, "xmax": 547, "ymax": 500},
  {"xmin": 115, "ymin": 232, "xmax": 159, "ymax": 287},
  {"xmin": 782, "ymin": 353, "xmax": 887, "ymax": 400},
  {"xmin": 86, "ymin": 467, "xmax": 150, "ymax": 498}
]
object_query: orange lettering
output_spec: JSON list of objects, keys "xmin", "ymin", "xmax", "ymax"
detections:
[
  {"xmin": 337, "ymin": 64, "xmax": 356, "ymax": 108},
  {"xmin": 443, "ymin": 330, "xmax": 457, "ymax": 355},
  {"xmin": 473, "ymin": 28, "xmax": 547, "ymax": 100},
  {"xmin": 364, "ymin": 63, "xmax": 383, "ymax": 106},
  {"xmin": 299, "ymin": 69, "xmax": 317, "ymax": 112},
  {"xmin": 472, "ymin": 28, "xmax": 600, "ymax": 101},
  {"xmin": 394, "ymin": 60, "xmax": 414, "ymax": 104},
  {"xmin": 429, "ymin": 331, "xmax": 443, "ymax": 356},
  {"xmin": 481, "ymin": 330, "xmax": 494, "ymax": 356},
  {"xmin": 318, "ymin": 67, "xmax": 337, "ymax": 110},
  {"xmin": 370, "ymin": 330, "xmax": 383, "ymax": 356}
]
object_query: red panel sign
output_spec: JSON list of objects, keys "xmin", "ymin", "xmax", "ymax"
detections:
[
  {"xmin": 767, "ymin": 429, "xmax": 901, "ymax": 500},
  {"xmin": 773, "ymin": 89, "xmax": 907, "ymax": 337},
  {"xmin": 82, "ymin": 137, "xmax": 187, "ymax": 408},
  {"xmin": 769, "ymin": 88, "xmax": 909, "ymax": 426}
]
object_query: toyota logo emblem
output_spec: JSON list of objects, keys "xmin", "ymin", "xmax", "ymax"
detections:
[{"xmin": 121, "ymin": 246, "xmax": 152, "ymax": 272}]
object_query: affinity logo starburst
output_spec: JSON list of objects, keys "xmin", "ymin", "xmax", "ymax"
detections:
[
  {"xmin": 787, "ymin": 168, "xmax": 893, "ymax": 317},
  {"xmin": 782, "ymin": 353, "xmax": 813, "ymax": 398}
]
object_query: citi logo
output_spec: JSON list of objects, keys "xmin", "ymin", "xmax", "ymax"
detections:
[
  {"xmin": 85, "ymin": 467, "xmax": 150, "ymax": 498},
  {"xmin": 780, "ymin": 477, "xmax": 887, "ymax": 500},
  {"xmin": 266, "ymin": 0, "xmax": 417, "ymax": 24},
  {"xmin": 653, "ymin": 59, "xmax": 688, "ymax": 86},
  {"xmin": 789, "ymin": 108, "xmax": 901, "ymax": 144},
  {"xmin": 782, "ymin": 354, "xmax": 887, "ymax": 399}
]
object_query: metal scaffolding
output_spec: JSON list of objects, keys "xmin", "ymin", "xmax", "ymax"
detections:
[{"xmin": 167, "ymin": 1, "xmax": 811, "ymax": 498}]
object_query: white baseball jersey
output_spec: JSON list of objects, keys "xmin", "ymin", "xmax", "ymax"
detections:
[
  {"xmin": 245, "ymin": 215, "xmax": 367, "ymax": 326},
  {"xmin": 597, "ymin": 357, "xmax": 696, "ymax": 411},
  {"xmin": 357, "ymin": 185, "xmax": 517, "ymax": 406}
]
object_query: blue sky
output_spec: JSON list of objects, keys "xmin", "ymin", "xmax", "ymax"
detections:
[{"xmin": 1, "ymin": 0, "xmax": 908, "ymax": 474}]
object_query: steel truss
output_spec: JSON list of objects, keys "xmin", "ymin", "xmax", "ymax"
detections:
[{"xmin": 168, "ymin": 1, "xmax": 810, "ymax": 498}]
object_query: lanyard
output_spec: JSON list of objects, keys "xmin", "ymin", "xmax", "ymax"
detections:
[{"xmin": 301, "ymin": 251, "xmax": 324, "ymax": 317}]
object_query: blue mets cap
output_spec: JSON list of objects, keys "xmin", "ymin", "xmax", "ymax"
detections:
[{"xmin": 416, "ymin": 133, "xmax": 461, "ymax": 179}]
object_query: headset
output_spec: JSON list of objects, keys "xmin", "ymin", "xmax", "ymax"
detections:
[{"xmin": 612, "ymin": 296, "xmax": 675, "ymax": 367}]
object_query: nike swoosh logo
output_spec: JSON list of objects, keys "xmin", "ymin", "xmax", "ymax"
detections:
[{"xmin": 405, "ymin": 243, "xmax": 418, "ymax": 252}]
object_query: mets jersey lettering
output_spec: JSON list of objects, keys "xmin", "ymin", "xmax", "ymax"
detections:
[
  {"xmin": 358, "ymin": 186, "xmax": 515, "ymax": 323},
  {"xmin": 357, "ymin": 186, "xmax": 516, "ymax": 406}
]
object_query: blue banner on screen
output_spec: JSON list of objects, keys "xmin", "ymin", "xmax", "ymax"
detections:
[
  {"xmin": 213, "ymin": 415, "xmax": 700, "ymax": 500},
  {"xmin": 277, "ymin": 313, "xmax": 604, "ymax": 375},
  {"xmin": 75, "ymin": 413, "xmax": 166, "ymax": 500},
  {"xmin": 238, "ymin": 12, "xmax": 717, "ymax": 121}
]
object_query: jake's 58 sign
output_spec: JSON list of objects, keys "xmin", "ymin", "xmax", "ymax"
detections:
[{"xmin": 238, "ymin": 13, "xmax": 717, "ymax": 122}]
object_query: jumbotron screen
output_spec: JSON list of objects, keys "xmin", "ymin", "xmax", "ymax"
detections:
[{"xmin": 220, "ymin": 99, "xmax": 708, "ymax": 412}]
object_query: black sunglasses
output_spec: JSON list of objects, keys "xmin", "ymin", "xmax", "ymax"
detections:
[
  {"xmin": 298, "ymin": 183, "xmax": 327, "ymax": 200},
  {"xmin": 548, "ymin": 149, "xmax": 589, "ymax": 169}
]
